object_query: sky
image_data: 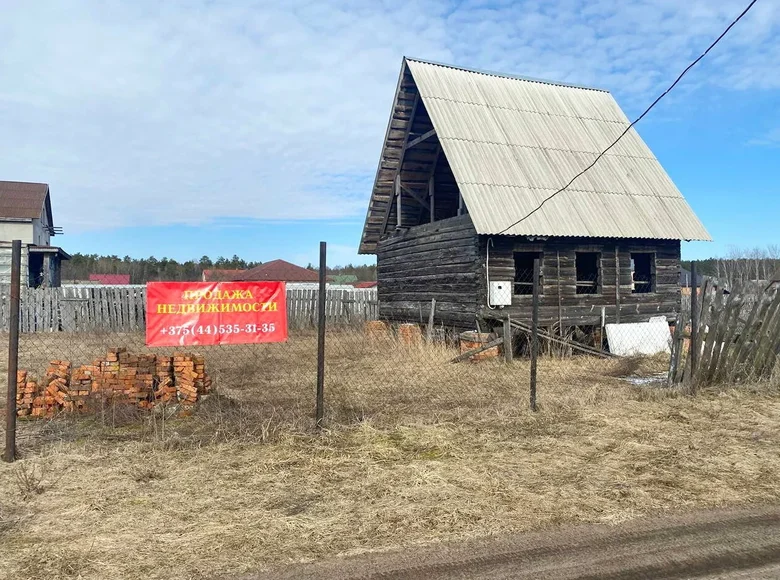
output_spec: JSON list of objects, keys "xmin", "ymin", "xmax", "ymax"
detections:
[{"xmin": 1, "ymin": 0, "xmax": 779, "ymax": 266}]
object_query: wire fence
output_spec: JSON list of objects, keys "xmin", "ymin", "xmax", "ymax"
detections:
[{"xmin": 2, "ymin": 247, "xmax": 778, "ymax": 462}]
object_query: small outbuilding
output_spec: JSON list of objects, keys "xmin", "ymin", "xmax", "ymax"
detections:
[{"xmin": 358, "ymin": 58, "xmax": 710, "ymax": 331}]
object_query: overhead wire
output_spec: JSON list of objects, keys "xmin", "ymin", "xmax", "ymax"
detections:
[{"xmin": 496, "ymin": 0, "xmax": 760, "ymax": 235}]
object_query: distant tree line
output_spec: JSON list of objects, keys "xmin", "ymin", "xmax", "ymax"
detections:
[
  {"xmin": 304, "ymin": 262, "xmax": 377, "ymax": 282},
  {"xmin": 684, "ymin": 245, "xmax": 780, "ymax": 288},
  {"xmin": 62, "ymin": 254, "xmax": 377, "ymax": 284}
]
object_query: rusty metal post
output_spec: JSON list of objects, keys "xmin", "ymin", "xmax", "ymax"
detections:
[
  {"xmin": 530, "ymin": 257, "xmax": 540, "ymax": 412},
  {"xmin": 315, "ymin": 241, "xmax": 327, "ymax": 428},
  {"xmin": 4, "ymin": 240, "xmax": 22, "ymax": 462}
]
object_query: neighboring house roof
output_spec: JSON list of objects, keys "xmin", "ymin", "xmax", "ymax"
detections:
[
  {"xmin": 359, "ymin": 58, "xmax": 711, "ymax": 253},
  {"xmin": 354, "ymin": 281, "xmax": 378, "ymax": 289},
  {"xmin": 0, "ymin": 181, "xmax": 54, "ymax": 227},
  {"xmin": 233, "ymin": 259, "xmax": 319, "ymax": 282},
  {"xmin": 88, "ymin": 274, "xmax": 131, "ymax": 285},
  {"xmin": 202, "ymin": 269, "xmax": 246, "ymax": 282}
]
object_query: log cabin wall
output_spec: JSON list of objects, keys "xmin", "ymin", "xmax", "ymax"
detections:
[
  {"xmin": 477, "ymin": 236, "xmax": 681, "ymax": 326},
  {"xmin": 376, "ymin": 214, "xmax": 481, "ymax": 329}
]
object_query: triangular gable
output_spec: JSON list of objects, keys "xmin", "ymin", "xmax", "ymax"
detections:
[{"xmin": 359, "ymin": 58, "xmax": 710, "ymax": 254}]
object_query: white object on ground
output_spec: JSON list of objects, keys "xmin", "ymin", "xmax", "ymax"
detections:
[{"xmin": 605, "ymin": 317, "xmax": 671, "ymax": 357}]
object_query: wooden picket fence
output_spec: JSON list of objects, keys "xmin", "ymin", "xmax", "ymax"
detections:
[
  {"xmin": 669, "ymin": 280, "xmax": 780, "ymax": 387},
  {"xmin": 0, "ymin": 285, "xmax": 378, "ymax": 333}
]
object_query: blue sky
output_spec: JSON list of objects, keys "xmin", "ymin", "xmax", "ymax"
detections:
[{"xmin": 1, "ymin": 0, "xmax": 779, "ymax": 266}]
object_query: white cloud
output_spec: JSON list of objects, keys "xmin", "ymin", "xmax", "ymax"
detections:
[
  {"xmin": 748, "ymin": 127, "xmax": 780, "ymax": 147},
  {"xmin": 0, "ymin": 0, "xmax": 778, "ymax": 232}
]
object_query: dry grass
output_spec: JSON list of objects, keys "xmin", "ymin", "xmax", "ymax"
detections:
[{"xmin": 1, "ymin": 330, "xmax": 780, "ymax": 579}]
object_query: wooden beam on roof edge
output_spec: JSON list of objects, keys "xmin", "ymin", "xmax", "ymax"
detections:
[
  {"xmin": 379, "ymin": 92, "xmax": 420, "ymax": 236},
  {"xmin": 405, "ymin": 129, "xmax": 437, "ymax": 150}
]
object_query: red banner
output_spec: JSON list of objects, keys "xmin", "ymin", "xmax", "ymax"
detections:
[{"xmin": 145, "ymin": 281, "xmax": 288, "ymax": 346}]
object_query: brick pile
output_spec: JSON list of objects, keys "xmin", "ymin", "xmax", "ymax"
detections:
[
  {"xmin": 174, "ymin": 354, "xmax": 211, "ymax": 409},
  {"xmin": 15, "ymin": 350, "xmax": 212, "ymax": 419},
  {"xmin": 15, "ymin": 371, "xmax": 39, "ymax": 418},
  {"xmin": 153, "ymin": 356, "xmax": 177, "ymax": 404}
]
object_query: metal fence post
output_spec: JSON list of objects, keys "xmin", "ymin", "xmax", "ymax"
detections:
[
  {"xmin": 4, "ymin": 240, "xmax": 22, "ymax": 463},
  {"xmin": 315, "ymin": 241, "xmax": 327, "ymax": 428},
  {"xmin": 690, "ymin": 262, "xmax": 699, "ymax": 390},
  {"xmin": 530, "ymin": 257, "xmax": 540, "ymax": 412}
]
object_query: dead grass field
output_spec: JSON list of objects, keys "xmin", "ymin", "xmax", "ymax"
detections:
[{"xmin": 1, "ymin": 330, "xmax": 780, "ymax": 579}]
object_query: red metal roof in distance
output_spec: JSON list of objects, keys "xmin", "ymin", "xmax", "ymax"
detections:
[
  {"xmin": 89, "ymin": 274, "xmax": 131, "ymax": 285},
  {"xmin": 202, "ymin": 269, "xmax": 246, "ymax": 282},
  {"xmin": 354, "ymin": 281, "xmax": 377, "ymax": 288},
  {"xmin": 234, "ymin": 260, "xmax": 319, "ymax": 282}
]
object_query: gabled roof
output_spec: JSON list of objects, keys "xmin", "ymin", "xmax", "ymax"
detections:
[
  {"xmin": 202, "ymin": 269, "xmax": 246, "ymax": 282},
  {"xmin": 233, "ymin": 259, "xmax": 319, "ymax": 282},
  {"xmin": 359, "ymin": 58, "xmax": 711, "ymax": 253},
  {"xmin": 0, "ymin": 181, "xmax": 53, "ymax": 225},
  {"xmin": 354, "ymin": 281, "xmax": 377, "ymax": 289}
]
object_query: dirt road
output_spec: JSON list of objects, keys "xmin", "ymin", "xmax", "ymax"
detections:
[{"xmin": 251, "ymin": 505, "xmax": 780, "ymax": 579}]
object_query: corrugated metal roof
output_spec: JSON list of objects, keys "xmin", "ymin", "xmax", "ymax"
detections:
[
  {"xmin": 359, "ymin": 59, "xmax": 710, "ymax": 249},
  {"xmin": 0, "ymin": 181, "xmax": 51, "ymax": 222}
]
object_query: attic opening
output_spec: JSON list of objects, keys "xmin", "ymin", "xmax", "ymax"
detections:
[{"xmin": 387, "ymin": 86, "xmax": 462, "ymax": 233}]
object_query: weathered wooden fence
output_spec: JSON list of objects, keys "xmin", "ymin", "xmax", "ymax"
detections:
[
  {"xmin": 669, "ymin": 281, "xmax": 780, "ymax": 387},
  {"xmin": 0, "ymin": 285, "xmax": 378, "ymax": 332}
]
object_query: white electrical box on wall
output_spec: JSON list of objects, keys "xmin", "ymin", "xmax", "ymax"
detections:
[{"xmin": 489, "ymin": 281, "xmax": 512, "ymax": 307}]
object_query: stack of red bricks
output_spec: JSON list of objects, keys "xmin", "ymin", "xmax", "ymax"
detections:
[
  {"xmin": 15, "ymin": 350, "xmax": 212, "ymax": 419},
  {"xmin": 153, "ymin": 356, "xmax": 177, "ymax": 404},
  {"xmin": 174, "ymin": 354, "xmax": 212, "ymax": 409},
  {"xmin": 15, "ymin": 363, "xmax": 72, "ymax": 418},
  {"xmin": 15, "ymin": 371, "xmax": 40, "ymax": 418},
  {"xmin": 85, "ymin": 349, "xmax": 158, "ymax": 409}
]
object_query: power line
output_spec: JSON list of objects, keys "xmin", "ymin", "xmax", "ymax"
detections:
[{"xmin": 497, "ymin": 0, "xmax": 759, "ymax": 235}]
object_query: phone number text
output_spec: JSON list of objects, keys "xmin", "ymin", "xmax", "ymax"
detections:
[{"xmin": 158, "ymin": 324, "xmax": 277, "ymax": 336}]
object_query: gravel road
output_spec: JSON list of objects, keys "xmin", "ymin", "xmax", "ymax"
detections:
[{"xmin": 249, "ymin": 505, "xmax": 780, "ymax": 579}]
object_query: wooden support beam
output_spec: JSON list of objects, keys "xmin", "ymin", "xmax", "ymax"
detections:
[
  {"xmin": 503, "ymin": 316, "xmax": 513, "ymax": 363},
  {"xmin": 378, "ymin": 186, "xmax": 396, "ymax": 237},
  {"xmin": 429, "ymin": 175, "xmax": 435, "ymax": 223},
  {"xmin": 690, "ymin": 262, "xmax": 699, "ymax": 381},
  {"xmin": 426, "ymin": 299, "xmax": 436, "ymax": 342},
  {"xmin": 510, "ymin": 320, "xmax": 615, "ymax": 359},
  {"xmin": 400, "ymin": 183, "xmax": 430, "ymax": 210},
  {"xmin": 395, "ymin": 175, "xmax": 402, "ymax": 229},
  {"xmin": 428, "ymin": 145, "xmax": 440, "ymax": 224},
  {"xmin": 457, "ymin": 193, "xmax": 464, "ymax": 216},
  {"xmin": 405, "ymin": 129, "xmax": 437, "ymax": 150},
  {"xmin": 379, "ymin": 93, "xmax": 419, "ymax": 236}
]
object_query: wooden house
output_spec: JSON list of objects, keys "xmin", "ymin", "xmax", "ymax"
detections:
[
  {"xmin": 0, "ymin": 181, "xmax": 69, "ymax": 288},
  {"xmin": 358, "ymin": 59, "xmax": 711, "ymax": 332}
]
